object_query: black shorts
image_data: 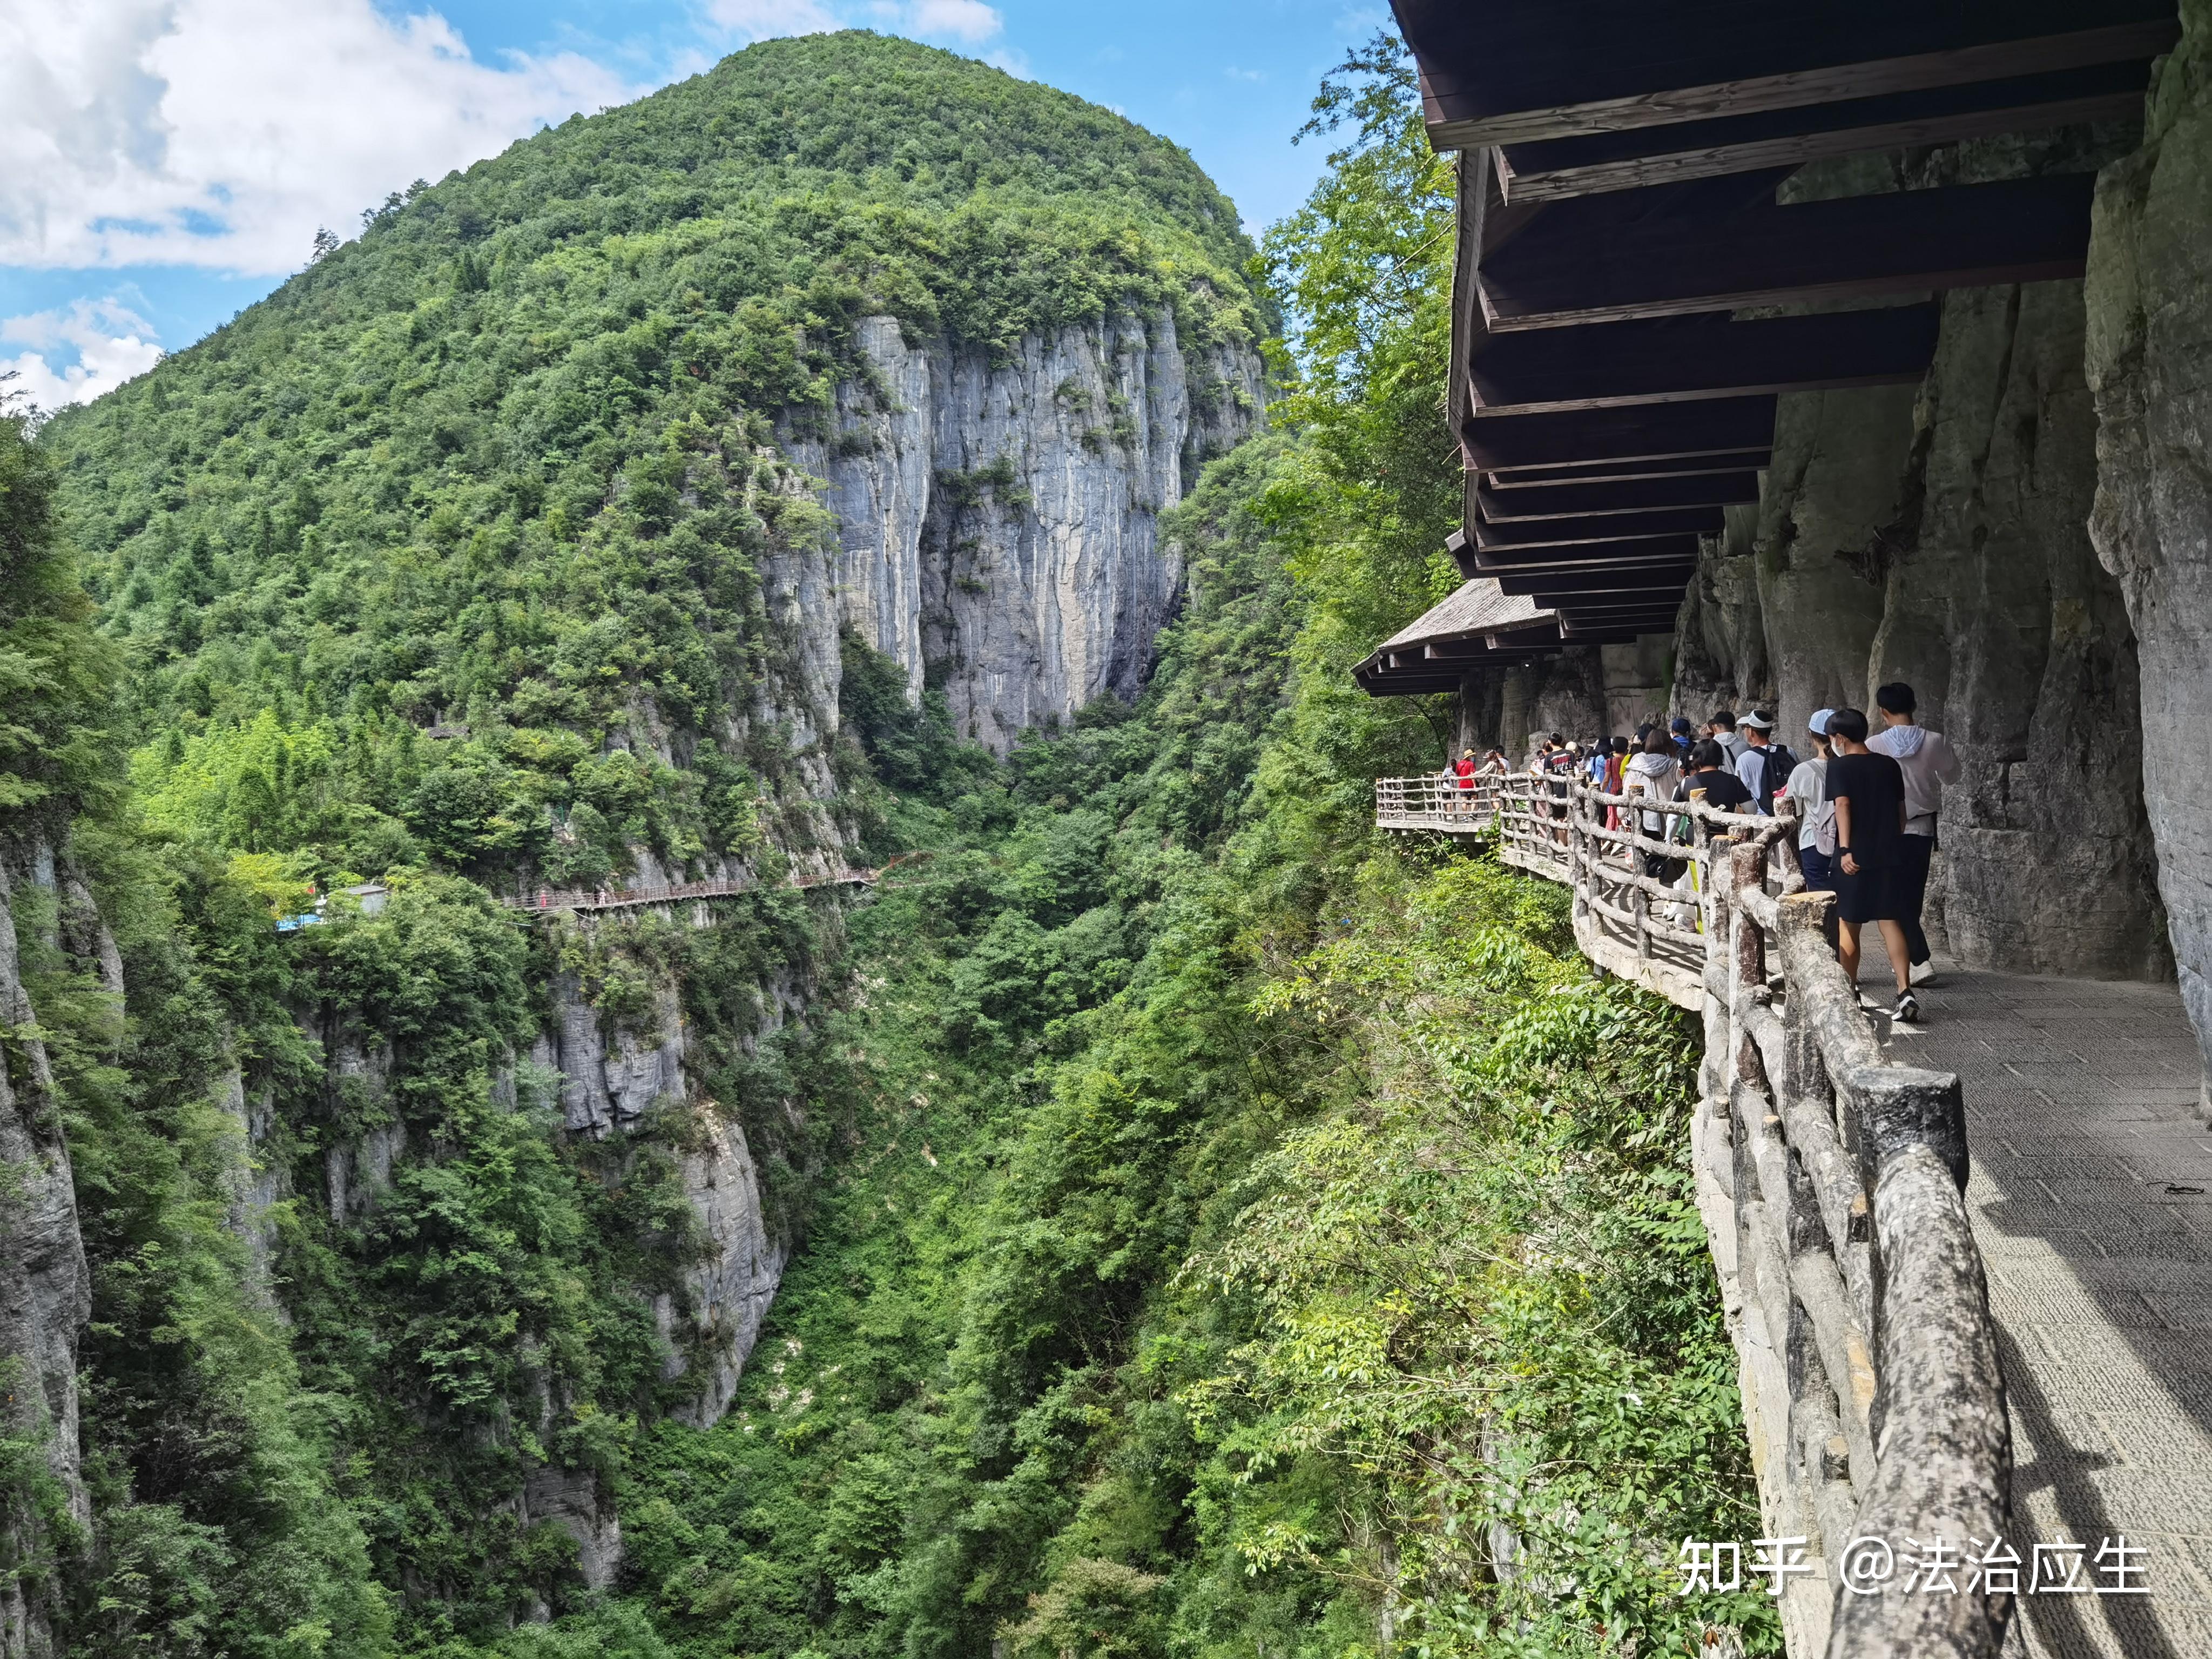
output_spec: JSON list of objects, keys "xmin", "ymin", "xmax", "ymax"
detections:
[{"xmin": 1833, "ymin": 861, "xmax": 1902, "ymax": 924}]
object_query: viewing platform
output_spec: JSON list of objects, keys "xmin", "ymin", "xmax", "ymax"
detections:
[{"xmin": 1377, "ymin": 774, "xmax": 2209, "ymax": 1658}]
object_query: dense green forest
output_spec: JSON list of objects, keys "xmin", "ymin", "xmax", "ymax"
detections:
[{"xmin": 0, "ymin": 30, "xmax": 1772, "ymax": 1659}]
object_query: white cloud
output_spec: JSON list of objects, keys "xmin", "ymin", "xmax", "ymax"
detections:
[
  {"xmin": 0, "ymin": 0, "xmax": 639, "ymax": 275},
  {"xmin": 706, "ymin": 0, "xmax": 840, "ymax": 38},
  {"xmin": 1, "ymin": 0, "xmax": 1024, "ymax": 284},
  {"xmin": 907, "ymin": 0, "xmax": 1001, "ymax": 43},
  {"xmin": 1225, "ymin": 65, "xmax": 1265, "ymax": 82},
  {"xmin": 830, "ymin": 0, "xmax": 1001, "ymax": 46},
  {"xmin": 1, "ymin": 298, "xmax": 164, "ymax": 409}
]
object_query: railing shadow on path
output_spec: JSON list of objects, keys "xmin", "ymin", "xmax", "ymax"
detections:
[{"xmin": 1377, "ymin": 773, "xmax": 2015, "ymax": 1659}]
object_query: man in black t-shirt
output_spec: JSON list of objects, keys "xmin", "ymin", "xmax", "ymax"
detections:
[
  {"xmin": 1823, "ymin": 707, "xmax": 1917, "ymax": 1022},
  {"xmin": 1675, "ymin": 740, "xmax": 1754, "ymax": 813}
]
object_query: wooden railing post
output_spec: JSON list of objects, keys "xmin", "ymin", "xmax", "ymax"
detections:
[{"xmin": 1731, "ymin": 838, "xmax": 1769, "ymax": 1093}]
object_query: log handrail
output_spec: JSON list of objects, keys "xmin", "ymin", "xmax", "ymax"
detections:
[{"xmin": 1374, "ymin": 773, "xmax": 2011, "ymax": 1658}]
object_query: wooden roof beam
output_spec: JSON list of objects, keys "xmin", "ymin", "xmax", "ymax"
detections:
[
  {"xmin": 1494, "ymin": 59, "xmax": 2154, "ymax": 201},
  {"xmin": 1473, "ymin": 505, "xmax": 1725, "ymax": 550},
  {"xmin": 1473, "ymin": 557, "xmax": 1699, "ymax": 584},
  {"xmin": 1557, "ymin": 602, "xmax": 1684, "ymax": 623},
  {"xmin": 1468, "ymin": 304, "xmax": 1940, "ymax": 416},
  {"xmin": 1459, "ymin": 533, "xmax": 1704, "ymax": 581},
  {"xmin": 1510, "ymin": 578, "xmax": 1692, "ymax": 604},
  {"xmin": 1394, "ymin": 0, "xmax": 2175, "ymax": 149},
  {"xmin": 1476, "ymin": 472, "xmax": 1760, "ymax": 521},
  {"xmin": 1462, "ymin": 397, "xmax": 1777, "ymax": 473},
  {"xmin": 1358, "ymin": 677, "xmax": 1472, "ymax": 698},
  {"xmin": 1487, "ymin": 451, "xmax": 1770, "ymax": 488},
  {"xmin": 1480, "ymin": 174, "xmax": 2095, "ymax": 331}
]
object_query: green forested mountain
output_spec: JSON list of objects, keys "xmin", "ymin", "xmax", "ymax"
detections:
[
  {"xmin": 46, "ymin": 29, "xmax": 1260, "ymax": 891},
  {"xmin": 0, "ymin": 31, "xmax": 1771, "ymax": 1659}
]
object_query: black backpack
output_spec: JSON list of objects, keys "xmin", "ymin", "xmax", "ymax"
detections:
[{"xmin": 1754, "ymin": 743, "xmax": 1798, "ymax": 812}]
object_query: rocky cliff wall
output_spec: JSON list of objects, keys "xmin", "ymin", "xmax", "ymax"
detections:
[
  {"xmin": 1675, "ymin": 285, "xmax": 2166, "ymax": 980},
  {"xmin": 784, "ymin": 312, "xmax": 1265, "ymax": 750},
  {"xmin": 0, "ymin": 852, "xmax": 92, "ymax": 1659},
  {"xmin": 2086, "ymin": 0, "xmax": 2212, "ymax": 1098}
]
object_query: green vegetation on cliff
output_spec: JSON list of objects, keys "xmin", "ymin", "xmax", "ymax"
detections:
[
  {"xmin": 2, "ymin": 30, "xmax": 1769, "ymax": 1659},
  {"xmin": 45, "ymin": 29, "xmax": 1261, "ymax": 891},
  {"xmin": 615, "ymin": 433, "xmax": 1770, "ymax": 1659}
]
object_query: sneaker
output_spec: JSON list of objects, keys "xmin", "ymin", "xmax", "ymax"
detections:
[
  {"xmin": 1894, "ymin": 991, "xmax": 1923, "ymax": 1024},
  {"xmin": 1909, "ymin": 960, "xmax": 1940, "ymax": 988}
]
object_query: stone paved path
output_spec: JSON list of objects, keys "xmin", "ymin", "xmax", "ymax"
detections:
[{"xmin": 1881, "ymin": 967, "xmax": 2212, "ymax": 1658}]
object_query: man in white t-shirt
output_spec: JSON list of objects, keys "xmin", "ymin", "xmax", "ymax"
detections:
[{"xmin": 1866, "ymin": 681, "xmax": 1960, "ymax": 987}]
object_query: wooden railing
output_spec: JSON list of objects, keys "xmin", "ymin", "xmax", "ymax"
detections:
[
  {"xmin": 1376, "ymin": 775, "xmax": 2012, "ymax": 1659},
  {"xmin": 504, "ymin": 866, "xmax": 878, "ymax": 914}
]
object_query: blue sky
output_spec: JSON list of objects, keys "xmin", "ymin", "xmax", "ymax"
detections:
[{"xmin": 1, "ymin": 0, "xmax": 1389, "ymax": 410}]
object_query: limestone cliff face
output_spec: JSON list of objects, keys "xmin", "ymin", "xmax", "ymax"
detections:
[
  {"xmin": 785, "ymin": 311, "xmax": 1265, "ymax": 749},
  {"xmin": 0, "ymin": 851, "xmax": 94, "ymax": 1659},
  {"xmin": 1673, "ymin": 284, "xmax": 2164, "ymax": 980},
  {"xmin": 1668, "ymin": 136, "xmax": 2168, "ymax": 981},
  {"xmin": 537, "ymin": 953, "xmax": 786, "ymax": 1438},
  {"xmin": 2085, "ymin": 2, "xmax": 2212, "ymax": 1094}
]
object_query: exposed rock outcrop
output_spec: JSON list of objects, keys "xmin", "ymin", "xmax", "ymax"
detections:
[
  {"xmin": 2085, "ymin": 1, "xmax": 2212, "ymax": 1097},
  {"xmin": 534, "ymin": 935, "xmax": 788, "ymax": 1433},
  {"xmin": 665, "ymin": 1116, "xmax": 786, "ymax": 1430},
  {"xmin": 544, "ymin": 972, "xmax": 688, "ymax": 1138},
  {"xmin": 786, "ymin": 311, "xmax": 1265, "ymax": 749},
  {"xmin": 1675, "ymin": 278, "xmax": 2164, "ymax": 979},
  {"xmin": 0, "ymin": 856, "xmax": 92, "ymax": 1659}
]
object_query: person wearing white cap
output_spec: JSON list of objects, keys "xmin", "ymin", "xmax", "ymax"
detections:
[
  {"xmin": 1732, "ymin": 710, "xmax": 1797, "ymax": 814},
  {"xmin": 1776, "ymin": 710, "xmax": 1837, "ymax": 890}
]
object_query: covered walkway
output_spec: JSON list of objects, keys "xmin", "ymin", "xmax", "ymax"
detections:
[
  {"xmin": 1892, "ymin": 970, "xmax": 2212, "ymax": 1658},
  {"xmin": 1376, "ymin": 775, "xmax": 2212, "ymax": 1653}
]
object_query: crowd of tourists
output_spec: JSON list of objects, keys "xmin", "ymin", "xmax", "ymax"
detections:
[{"xmin": 1443, "ymin": 684, "xmax": 1959, "ymax": 1024}]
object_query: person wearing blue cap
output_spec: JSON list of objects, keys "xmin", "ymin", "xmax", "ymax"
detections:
[{"xmin": 1669, "ymin": 714, "xmax": 1694, "ymax": 762}]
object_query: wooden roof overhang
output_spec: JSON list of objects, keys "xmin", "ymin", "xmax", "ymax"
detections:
[
  {"xmin": 1352, "ymin": 577, "xmax": 1568, "ymax": 695},
  {"xmin": 1354, "ymin": 0, "xmax": 2164, "ymax": 700}
]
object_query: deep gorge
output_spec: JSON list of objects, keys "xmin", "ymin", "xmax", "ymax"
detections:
[{"xmin": 0, "ymin": 30, "xmax": 1771, "ymax": 1659}]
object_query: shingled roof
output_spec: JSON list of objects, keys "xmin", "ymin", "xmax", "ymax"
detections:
[{"xmin": 1352, "ymin": 579, "xmax": 1561, "ymax": 696}]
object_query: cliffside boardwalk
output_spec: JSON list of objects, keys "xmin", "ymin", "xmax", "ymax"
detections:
[
  {"xmin": 1377, "ymin": 775, "xmax": 2210, "ymax": 1659},
  {"xmin": 503, "ymin": 867, "xmax": 879, "ymax": 914}
]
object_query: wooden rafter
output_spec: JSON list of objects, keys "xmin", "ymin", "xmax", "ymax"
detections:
[
  {"xmin": 1480, "ymin": 174, "xmax": 2094, "ymax": 330},
  {"xmin": 1473, "ymin": 506, "xmax": 1726, "ymax": 549},
  {"xmin": 1487, "ymin": 451, "xmax": 1771, "ymax": 488},
  {"xmin": 1393, "ymin": 0, "xmax": 2175, "ymax": 149},
  {"xmin": 1468, "ymin": 304, "xmax": 1940, "ymax": 415},
  {"xmin": 1462, "ymin": 397, "xmax": 1778, "ymax": 472},
  {"xmin": 1494, "ymin": 60, "xmax": 2152, "ymax": 200},
  {"xmin": 1476, "ymin": 472, "xmax": 1761, "ymax": 520}
]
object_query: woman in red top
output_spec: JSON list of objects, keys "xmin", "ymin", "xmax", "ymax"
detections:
[{"xmin": 1454, "ymin": 748, "xmax": 1477, "ymax": 791}]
